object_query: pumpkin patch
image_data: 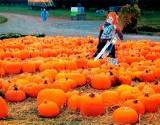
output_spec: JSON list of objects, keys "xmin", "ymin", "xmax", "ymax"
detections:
[{"xmin": 1, "ymin": 36, "xmax": 160, "ymax": 124}]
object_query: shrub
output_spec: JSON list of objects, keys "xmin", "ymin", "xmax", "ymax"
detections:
[{"xmin": 119, "ymin": 1, "xmax": 141, "ymax": 33}]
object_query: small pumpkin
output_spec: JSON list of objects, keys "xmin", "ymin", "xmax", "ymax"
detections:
[
  {"xmin": 80, "ymin": 93, "xmax": 105, "ymax": 116},
  {"xmin": 38, "ymin": 100, "xmax": 60, "ymax": 118},
  {"xmin": 5, "ymin": 85, "xmax": 26, "ymax": 102},
  {"xmin": 0, "ymin": 96, "xmax": 8, "ymax": 119},
  {"xmin": 101, "ymin": 90, "xmax": 119, "ymax": 107},
  {"xmin": 67, "ymin": 94, "xmax": 81, "ymax": 111},
  {"xmin": 90, "ymin": 74, "xmax": 111, "ymax": 90},
  {"xmin": 138, "ymin": 93, "xmax": 159, "ymax": 113},
  {"xmin": 22, "ymin": 61, "xmax": 36, "ymax": 73},
  {"xmin": 37, "ymin": 89, "xmax": 67, "ymax": 108},
  {"xmin": 112, "ymin": 106, "xmax": 138, "ymax": 124},
  {"xmin": 122, "ymin": 99, "xmax": 145, "ymax": 115},
  {"xmin": 53, "ymin": 78, "xmax": 76, "ymax": 92}
]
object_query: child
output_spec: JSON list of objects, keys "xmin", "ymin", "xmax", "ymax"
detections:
[
  {"xmin": 93, "ymin": 12, "xmax": 123, "ymax": 59},
  {"xmin": 40, "ymin": 8, "xmax": 49, "ymax": 22}
]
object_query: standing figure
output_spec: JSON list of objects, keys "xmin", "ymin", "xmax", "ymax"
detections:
[
  {"xmin": 40, "ymin": 8, "xmax": 49, "ymax": 22},
  {"xmin": 94, "ymin": 12, "xmax": 123, "ymax": 59}
]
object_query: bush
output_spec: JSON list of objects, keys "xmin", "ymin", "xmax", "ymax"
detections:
[
  {"xmin": 0, "ymin": 15, "xmax": 8, "ymax": 24},
  {"xmin": 119, "ymin": 2, "xmax": 141, "ymax": 33},
  {"xmin": 0, "ymin": 33, "xmax": 45, "ymax": 40}
]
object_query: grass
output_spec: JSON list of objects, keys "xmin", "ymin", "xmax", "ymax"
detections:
[
  {"xmin": 139, "ymin": 10, "xmax": 160, "ymax": 28},
  {"xmin": 138, "ymin": 10, "xmax": 160, "ymax": 35},
  {"xmin": 0, "ymin": 15, "xmax": 8, "ymax": 24},
  {"xmin": 0, "ymin": 5, "xmax": 105, "ymax": 20}
]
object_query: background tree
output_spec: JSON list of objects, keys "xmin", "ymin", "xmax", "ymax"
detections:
[{"xmin": 119, "ymin": 0, "xmax": 141, "ymax": 33}]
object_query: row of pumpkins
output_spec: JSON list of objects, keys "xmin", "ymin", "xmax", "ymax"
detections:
[
  {"xmin": 1, "ymin": 82, "xmax": 160, "ymax": 124},
  {"xmin": 0, "ymin": 36, "xmax": 160, "ymax": 124}
]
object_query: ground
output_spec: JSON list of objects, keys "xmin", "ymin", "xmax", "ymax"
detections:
[
  {"xmin": 1, "ymin": 92, "xmax": 160, "ymax": 125},
  {"xmin": 0, "ymin": 13, "xmax": 160, "ymax": 41},
  {"xmin": 0, "ymin": 5, "xmax": 160, "ymax": 36}
]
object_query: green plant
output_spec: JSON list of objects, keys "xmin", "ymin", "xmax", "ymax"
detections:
[
  {"xmin": 119, "ymin": 1, "xmax": 141, "ymax": 33},
  {"xmin": 0, "ymin": 15, "xmax": 7, "ymax": 24}
]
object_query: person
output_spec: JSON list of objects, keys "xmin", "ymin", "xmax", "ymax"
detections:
[
  {"xmin": 40, "ymin": 8, "xmax": 49, "ymax": 22},
  {"xmin": 93, "ymin": 12, "xmax": 123, "ymax": 59}
]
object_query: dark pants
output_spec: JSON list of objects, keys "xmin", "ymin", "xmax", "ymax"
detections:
[{"xmin": 93, "ymin": 39, "xmax": 115, "ymax": 58}]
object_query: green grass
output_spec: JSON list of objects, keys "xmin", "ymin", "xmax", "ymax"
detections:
[
  {"xmin": 0, "ymin": 5, "xmax": 105, "ymax": 20},
  {"xmin": 139, "ymin": 10, "xmax": 160, "ymax": 28},
  {"xmin": 0, "ymin": 15, "xmax": 8, "ymax": 24},
  {"xmin": 138, "ymin": 10, "xmax": 160, "ymax": 35}
]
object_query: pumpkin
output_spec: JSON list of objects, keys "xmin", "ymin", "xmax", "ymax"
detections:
[
  {"xmin": 112, "ymin": 107, "xmax": 138, "ymax": 124},
  {"xmin": 120, "ymin": 90, "xmax": 136, "ymax": 101},
  {"xmin": 22, "ymin": 61, "xmax": 36, "ymax": 73},
  {"xmin": 122, "ymin": 99, "xmax": 145, "ymax": 115},
  {"xmin": 0, "ymin": 96, "xmax": 8, "ymax": 119},
  {"xmin": 24, "ymin": 83, "xmax": 44, "ymax": 98},
  {"xmin": 66, "ymin": 90, "xmax": 79, "ymax": 100},
  {"xmin": 140, "ymin": 69, "xmax": 156, "ymax": 82},
  {"xmin": 40, "ymin": 69, "xmax": 58, "ymax": 82},
  {"xmin": 38, "ymin": 100, "xmax": 60, "ymax": 118},
  {"xmin": 151, "ymin": 81, "xmax": 160, "ymax": 93},
  {"xmin": 67, "ymin": 94, "xmax": 81, "ymax": 111},
  {"xmin": 37, "ymin": 89, "xmax": 67, "ymax": 108},
  {"xmin": 101, "ymin": 90, "xmax": 120, "ymax": 107},
  {"xmin": 67, "ymin": 72, "xmax": 86, "ymax": 87},
  {"xmin": 4, "ymin": 61, "xmax": 22, "ymax": 74},
  {"xmin": 90, "ymin": 74, "xmax": 111, "ymax": 90},
  {"xmin": 76, "ymin": 57, "xmax": 87, "ymax": 69},
  {"xmin": 138, "ymin": 93, "xmax": 160, "ymax": 112},
  {"xmin": 53, "ymin": 78, "xmax": 76, "ymax": 92},
  {"xmin": 116, "ymin": 85, "xmax": 134, "ymax": 94},
  {"xmin": 5, "ymin": 85, "xmax": 26, "ymax": 102},
  {"xmin": 65, "ymin": 60, "xmax": 78, "ymax": 70},
  {"xmin": 141, "ymin": 85, "xmax": 155, "ymax": 95},
  {"xmin": 87, "ymin": 60, "xmax": 101, "ymax": 68},
  {"xmin": 80, "ymin": 93, "xmax": 105, "ymax": 116},
  {"xmin": 118, "ymin": 74, "xmax": 132, "ymax": 85}
]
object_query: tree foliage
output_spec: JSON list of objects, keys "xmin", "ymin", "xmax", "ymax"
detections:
[{"xmin": 119, "ymin": 2, "xmax": 141, "ymax": 33}]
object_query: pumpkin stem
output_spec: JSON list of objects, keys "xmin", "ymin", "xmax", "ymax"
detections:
[
  {"xmin": 109, "ymin": 71, "xmax": 113, "ymax": 76},
  {"xmin": 43, "ymin": 99, "xmax": 47, "ymax": 104},
  {"xmin": 146, "ymin": 70, "xmax": 149, "ymax": 73},
  {"xmin": 133, "ymin": 99, "xmax": 138, "ymax": 104},
  {"xmin": 144, "ymin": 92, "xmax": 149, "ymax": 97},
  {"xmin": 0, "ymin": 90, "xmax": 4, "ymax": 98},
  {"xmin": 154, "ymin": 81, "xmax": 158, "ymax": 85},
  {"xmin": 44, "ymin": 80, "xmax": 48, "ymax": 84},
  {"xmin": 89, "ymin": 93, "xmax": 95, "ymax": 97},
  {"xmin": 14, "ymin": 85, "xmax": 18, "ymax": 91}
]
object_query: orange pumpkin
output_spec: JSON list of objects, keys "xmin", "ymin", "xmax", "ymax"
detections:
[
  {"xmin": 38, "ymin": 100, "xmax": 60, "ymax": 118},
  {"xmin": 0, "ymin": 96, "xmax": 8, "ymax": 119},
  {"xmin": 112, "ymin": 106, "xmax": 138, "ymax": 124},
  {"xmin": 37, "ymin": 89, "xmax": 67, "ymax": 108},
  {"xmin": 101, "ymin": 90, "xmax": 120, "ymax": 107},
  {"xmin": 80, "ymin": 93, "xmax": 105, "ymax": 116},
  {"xmin": 4, "ymin": 61, "xmax": 22, "ymax": 74},
  {"xmin": 5, "ymin": 85, "xmax": 26, "ymax": 102},
  {"xmin": 138, "ymin": 93, "xmax": 160, "ymax": 112},
  {"xmin": 90, "ymin": 74, "xmax": 111, "ymax": 90},
  {"xmin": 122, "ymin": 99, "xmax": 145, "ymax": 115},
  {"xmin": 24, "ymin": 83, "xmax": 44, "ymax": 98},
  {"xmin": 53, "ymin": 78, "xmax": 76, "ymax": 92},
  {"xmin": 22, "ymin": 61, "xmax": 36, "ymax": 73},
  {"xmin": 67, "ymin": 94, "xmax": 81, "ymax": 111}
]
